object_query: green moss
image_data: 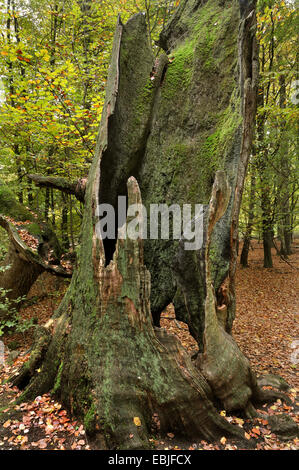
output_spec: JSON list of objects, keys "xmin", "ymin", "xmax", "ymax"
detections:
[
  {"xmin": 161, "ymin": 0, "xmax": 238, "ymax": 99},
  {"xmin": 26, "ymin": 222, "xmax": 43, "ymax": 237},
  {"xmin": 138, "ymin": 79, "xmax": 155, "ymax": 108},
  {"xmin": 0, "ymin": 185, "xmax": 34, "ymax": 222}
]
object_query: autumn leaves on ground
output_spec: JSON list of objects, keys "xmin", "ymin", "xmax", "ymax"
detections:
[{"xmin": 0, "ymin": 241, "xmax": 298, "ymax": 451}]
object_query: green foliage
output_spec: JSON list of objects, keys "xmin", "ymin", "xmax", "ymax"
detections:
[{"xmin": 0, "ymin": 303, "xmax": 37, "ymax": 338}]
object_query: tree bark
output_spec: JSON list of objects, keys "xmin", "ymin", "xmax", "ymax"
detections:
[
  {"xmin": 0, "ymin": 238, "xmax": 44, "ymax": 305},
  {"xmin": 11, "ymin": 0, "xmax": 288, "ymax": 450},
  {"xmin": 262, "ymin": 214, "xmax": 273, "ymax": 268}
]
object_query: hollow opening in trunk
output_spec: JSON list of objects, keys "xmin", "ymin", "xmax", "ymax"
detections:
[
  {"xmin": 101, "ymin": 189, "xmax": 128, "ymax": 267},
  {"xmin": 160, "ymin": 303, "xmax": 199, "ymax": 358},
  {"xmin": 98, "ymin": 185, "xmax": 128, "ymax": 266}
]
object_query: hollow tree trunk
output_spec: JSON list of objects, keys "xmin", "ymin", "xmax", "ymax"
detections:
[
  {"xmin": 11, "ymin": 0, "xmax": 288, "ymax": 451},
  {"xmin": 13, "ymin": 177, "xmax": 250, "ymax": 449},
  {"xmin": 262, "ymin": 223, "xmax": 273, "ymax": 268}
]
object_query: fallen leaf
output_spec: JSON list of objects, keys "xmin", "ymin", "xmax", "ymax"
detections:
[{"xmin": 133, "ymin": 417, "xmax": 141, "ymax": 427}]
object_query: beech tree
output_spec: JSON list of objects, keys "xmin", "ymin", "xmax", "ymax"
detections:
[{"xmin": 10, "ymin": 0, "xmax": 289, "ymax": 450}]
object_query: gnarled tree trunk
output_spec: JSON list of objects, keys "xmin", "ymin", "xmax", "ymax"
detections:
[{"xmin": 11, "ymin": 0, "xmax": 289, "ymax": 450}]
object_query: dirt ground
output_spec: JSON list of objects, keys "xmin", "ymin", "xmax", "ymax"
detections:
[{"xmin": 0, "ymin": 240, "xmax": 298, "ymax": 451}]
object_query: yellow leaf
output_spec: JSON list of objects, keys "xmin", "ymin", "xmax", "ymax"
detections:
[
  {"xmin": 235, "ymin": 418, "xmax": 244, "ymax": 426},
  {"xmin": 133, "ymin": 417, "xmax": 141, "ymax": 427}
]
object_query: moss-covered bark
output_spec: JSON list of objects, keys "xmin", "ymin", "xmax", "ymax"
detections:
[{"xmin": 10, "ymin": 0, "xmax": 287, "ymax": 451}]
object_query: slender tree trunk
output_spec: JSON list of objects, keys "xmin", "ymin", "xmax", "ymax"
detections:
[
  {"xmin": 27, "ymin": 184, "xmax": 34, "ymax": 207},
  {"xmin": 263, "ymin": 229, "xmax": 273, "ymax": 268},
  {"xmin": 240, "ymin": 166, "xmax": 256, "ymax": 267},
  {"xmin": 80, "ymin": 0, "xmax": 92, "ymax": 110},
  {"xmin": 61, "ymin": 193, "xmax": 69, "ymax": 252},
  {"xmin": 278, "ymin": 74, "xmax": 292, "ymax": 256},
  {"xmin": 50, "ymin": 188, "xmax": 56, "ymax": 227},
  {"xmin": 256, "ymin": 42, "xmax": 273, "ymax": 269},
  {"xmin": 69, "ymin": 195, "xmax": 75, "ymax": 252},
  {"xmin": 44, "ymin": 4, "xmax": 59, "ymax": 222}
]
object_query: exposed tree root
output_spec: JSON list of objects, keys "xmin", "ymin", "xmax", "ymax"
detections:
[{"xmin": 243, "ymin": 401, "xmax": 260, "ymax": 419}]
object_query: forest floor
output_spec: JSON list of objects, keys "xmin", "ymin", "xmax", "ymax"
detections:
[{"xmin": 0, "ymin": 240, "xmax": 298, "ymax": 451}]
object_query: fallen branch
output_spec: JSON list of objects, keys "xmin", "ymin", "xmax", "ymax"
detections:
[{"xmin": 27, "ymin": 174, "xmax": 87, "ymax": 203}]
